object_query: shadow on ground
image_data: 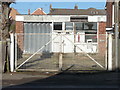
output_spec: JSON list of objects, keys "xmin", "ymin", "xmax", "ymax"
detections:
[{"xmin": 2, "ymin": 70, "xmax": 120, "ymax": 90}]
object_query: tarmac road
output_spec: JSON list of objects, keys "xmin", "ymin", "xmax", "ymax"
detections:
[{"xmin": 1, "ymin": 71, "xmax": 120, "ymax": 90}]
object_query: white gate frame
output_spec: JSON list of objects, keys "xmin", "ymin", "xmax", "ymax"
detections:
[
  {"xmin": 10, "ymin": 33, "xmax": 15, "ymax": 72},
  {"xmin": 107, "ymin": 33, "xmax": 113, "ymax": 71},
  {"xmin": 10, "ymin": 33, "xmax": 113, "ymax": 72}
]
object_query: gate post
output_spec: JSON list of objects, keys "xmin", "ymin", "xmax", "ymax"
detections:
[
  {"xmin": 10, "ymin": 33, "xmax": 15, "ymax": 72},
  {"xmin": 105, "ymin": 33, "xmax": 108, "ymax": 70},
  {"xmin": 108, "ymin": 33, "xmax": 112, "ymax": 71},
  {"xmin": 59, "ymin": 34, "xmax": 63, "ymax": 70},
  {"xmin": 59, "ymin": 53, "xmax": 63, "ymax": 70},
  {"xmin": 14, "ymin": 34, "xmax": 17, "ymax": 70}
]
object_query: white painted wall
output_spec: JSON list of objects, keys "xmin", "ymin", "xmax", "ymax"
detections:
[
  {"xmin": 52, "ymin": 33, "xmax": 61, "ymax": 53},
  {"xmin": 52, "ymin": 32, "xmax": 97, "ymax": 53},
  {"xmin": 62, "ymin": 33, "xmax": 74, "ymax": 53},
  {"xmin": 52, "ymin": 32, "xmax": 74, "ymax": 53},
  {"xmin": 16, "ymin": 15, "xmax": 106, "ymax": 22},
  {"xmin": 75, "ymin": 43, "xmax": 97, "ymax": 53},
  {"xmin": 88, "ymin": 16, "xmax": 106, "ymax": 22},
  {"xmin": 16, "ymin": 16, "xmax": 24, "ymax": 21},
  {"xmin": 16, "ymin": 15, "xmax": 104, "ymax": 53},
  {"xmin": 76, "ymin": 31, "xmax": 85, "ymax": 43},
  {"xmin": 16, "ymin": 15, "xmax": 70, "ymax": 22}
]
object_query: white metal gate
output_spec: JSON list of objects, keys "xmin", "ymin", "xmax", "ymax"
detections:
[{"xmin": 9, "ymin": 33, "xmax": 110, "ymax": 72}]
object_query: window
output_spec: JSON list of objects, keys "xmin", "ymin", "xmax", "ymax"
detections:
[
  {"xmin": 54, "ymin": 22, "xmax": 62, "ymax": 30},
  {"xmin": 84, "ymin": 23, "xmax": 97, "ymax": 42},
  {"xmin": 75, "ymin": 22, "xmax": 97, "ymax": 30},
  {"xmin": 75, "ymin": 22, "xmax": 97, "ymax": 43},
  {"xmin": 84, "ymin": 22, "xmax": 97, "ymax": 30},
  {"xmin": 65, "ymin": 22, "xmax": 73, "ymax": 30},
  {"xmin": 75, "ymin": 23, "xmax": 83, "ymax": 30},
  {"xmin": 85, "ymin": 32, "xmax": 97, "ymax": 42}
]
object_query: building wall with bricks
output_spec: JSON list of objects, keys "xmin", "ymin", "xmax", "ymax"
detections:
[
  {"xmin": 98, "ymin": 22, "xmax": 106, "ymax": 56},
  {"xmin": 16, "ymin": 21, "xmax": 24, "ymax": 53}
]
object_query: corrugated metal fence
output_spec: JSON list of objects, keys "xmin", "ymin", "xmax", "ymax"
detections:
[{"xmin": 24, "ymin": 23, "xmax": 52, "ymax": 54}]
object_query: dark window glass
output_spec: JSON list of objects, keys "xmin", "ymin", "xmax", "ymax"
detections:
[
  {"xmin": 75, "ymin": 22, "xmax": 83, "ymax": 30},
  {"xmin": 54, "ymin": 22, "xmax": 62, "ymax": 30},
  {"xmin": 84, "ymin": 22, "xmax": 97, "ymax": 30}
]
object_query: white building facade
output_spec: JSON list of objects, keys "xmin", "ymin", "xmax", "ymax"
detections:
[{"xmin": 16, "ymin": 15, "xmax": 106, "ymax": 54}]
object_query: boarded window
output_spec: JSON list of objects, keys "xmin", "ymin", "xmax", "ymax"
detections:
[{"xmin": 54, "ymin": 22, "xmax": 62, "ymax": 30}]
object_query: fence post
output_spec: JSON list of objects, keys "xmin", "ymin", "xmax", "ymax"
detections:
[
  {"xmin": 108, "ymin": 33, "xmax": 112, "ymax": 71},
  {"xmin": 0, "ymin": 41, "xmax": 6, "ymax": 73},
  {"xmin": 10, "ymin": 33, "xmax": 14, "ymax": 72},
  {"xmin": 59, "ymin": 53, "xmax": 63, "ymax": 70},
  {"xmin": 105, "ymin": 33, "xmax": 108, "ymax": 70},
  {"xmin": 59, "ymin": 34, "xmax": 63, "ymax": 70},
  {"xmin": 14, "ymin": 34, "xmax": 17, "ymax": 69}
]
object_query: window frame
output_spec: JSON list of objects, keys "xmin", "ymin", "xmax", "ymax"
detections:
[
  {"xmin": 53, "ymin": 22, "xmax": 62, "ymax": 31},
  {"xmin": 75, "ymin": 22, "xmax": 98, "ymax": 43},
  {"xmin": 65, "ymin": 22, "xmax": 74, "ymax": 31}
]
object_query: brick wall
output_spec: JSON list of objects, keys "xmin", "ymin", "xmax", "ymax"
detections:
[
  {"xmin": 16, "ymin": 21, "xmax": 24, "ymax": 33},
  {"xmin": 106, "ymin": 2, "xmax": 113, "ymax": 28},
  {"xmin": 16, "ymin": 21, "xmax": 24, "ymax": 52},
  {"xmin": 98, "ymin": 22, "xmax": 106, "ymax": 56}
]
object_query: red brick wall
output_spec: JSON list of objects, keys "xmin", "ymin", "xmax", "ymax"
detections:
[
  {"xmin": 98, "ymin": 22, "xmax": 106, "ymax": 56},
  {"xmin": 99, "ymin": 22, "xmax": 106, "ymax": 34},
  {"xmin": 106, "ymin": 2, "xmax": 113, "ymax": 28},
  {"xmin": 16, "ymin": 22, "xmax": 24, "ymax": 33},
  {"xmin": 16, "ymin": 21, "xmax": 24, "ymax": 51}
]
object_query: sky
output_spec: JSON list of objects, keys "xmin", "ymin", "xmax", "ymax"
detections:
[{"xmin": 10, "ymin": 2, "xmax": 106, "ymax": 14}]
